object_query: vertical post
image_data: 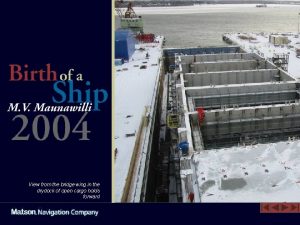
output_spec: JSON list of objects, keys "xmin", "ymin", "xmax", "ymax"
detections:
[{"xmin": 298, "ymin": 12, "xmax": 300, "ymax": 34}]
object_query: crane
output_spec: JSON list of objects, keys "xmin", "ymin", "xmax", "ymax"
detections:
[
  {"xmin": 115, "ymin": 1, "xmax": 143, "ymax": 33},
  {"xmin": 124, "ymin": 2, "xmax": 138, "ymax": 18},
  {"xmin": 115, "ymin": 1, "xmax": 139, "ymax": 19}
]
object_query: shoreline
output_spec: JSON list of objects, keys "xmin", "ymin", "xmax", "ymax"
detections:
[{"xmin": 124, "ymin": 4, "xmax": 300, "ymax": 15}]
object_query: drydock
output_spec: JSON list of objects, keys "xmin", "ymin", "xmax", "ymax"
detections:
[
  {"xmin": 114, "ymin": 0, "xmax": 300, "ymax": 202},
  {"xmin": 115, "ymin": 42, "xmax": 300, "ymax": 202},
  {"xmin": 114, "ymin": 3, "xmax": 300, "ymax": 201}
]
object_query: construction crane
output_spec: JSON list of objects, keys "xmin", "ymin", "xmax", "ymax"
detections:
[
  {"xmin": 124, "ymin": 2, "xmax": 138, "ymax": 18},
  {"xmin": 115, "ymin": 1, "xmax": 140, "ymax": 19},
  {"xmin": 115, "ymin": 1, "xmax": 143, "ymax": 33}
]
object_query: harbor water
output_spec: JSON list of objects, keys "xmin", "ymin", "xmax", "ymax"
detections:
[{"xmin": 116, "ymin": 5, "xmax": 300, "ymax": 47}]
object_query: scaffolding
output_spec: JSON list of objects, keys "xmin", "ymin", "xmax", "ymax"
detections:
[{"xmin": 272, "ymin": 53, "xmax": 289, "ymax": 71}]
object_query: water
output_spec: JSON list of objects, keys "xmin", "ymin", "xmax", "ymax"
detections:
[{"xmin": 116, "ymin": 6, "xmax": 300, "ymax": 47}]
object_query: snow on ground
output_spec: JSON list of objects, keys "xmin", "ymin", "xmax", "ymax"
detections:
[
  {"xmin": 114, "ymin": 37, "xmax": 163, "ymax": 202},
  {"xmin": 225, "ymin": 32, "xmax": 300, "ymax": 79},
  {"xmin": 132, "ymin": 4, "xmax": 300, "ymax": 15},
  {"xmin": 193, "ymin": 140, "xmax": 300, "ymax": 202}
]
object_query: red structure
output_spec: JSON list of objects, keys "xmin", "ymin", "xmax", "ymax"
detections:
[
  {"xmin": 188, "ymin": 192, "xmax": 194, "ymax": 203},
  {"xmin": 136, "ymin": 33, "xmax": 155, "ymax": 43},
  {"xmin": 196, "ymin": 107, "xmax": 205, "ymax": 123}
]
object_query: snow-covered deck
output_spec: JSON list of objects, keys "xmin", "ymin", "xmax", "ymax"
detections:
[
  {"xmin": 194, "ymin": 140, "xmax": 300, "ymax": 202},
  {"xmin": 223, "ymin": 32, "xmax": 300, "ymax": 78},
  {"xmin": 114, "ymin": 36, "xmax": 164, "ymax": 202}
]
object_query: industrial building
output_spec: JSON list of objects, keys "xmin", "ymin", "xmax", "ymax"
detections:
[{"xmin": 269, "ymin": 34, "xmax": 289, "ymax": 46}]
